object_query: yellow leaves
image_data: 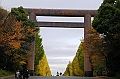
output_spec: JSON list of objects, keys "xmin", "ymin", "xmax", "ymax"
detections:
[
  {"xmin": 20, "ymin": 61, "xmax": 26, "ymax": 65},
  {"xmin": 72, "ymin": 56, "xmax": 83, "ymax": 76},
  {"xmin": 86, "ymin": 27, "xmax": 107, "ymax": 75},
  {"xmin": 0, "ymin": 11, "xmax": 36, "ymax": 49},
  {"xmin": 14, "ymin": 54, "xmax": 21, "ymax": 58},
  {"xmin": 35, "ymin": 54, "xmax": 51, "ymax": 76},
  {"xmin": 12, "ymin": 21, "xmax": 24, "ymax": 38},
  {"xmin": 9, "ymin": 40, "xmax": 21, "ymax": 49},
  {"xmin": 5, "ymin": 49, "xmax": 14, "ymax": 56},
  {"xmin": 0, "ymin": 14, "xmax": 25, "ymax": 49},
  {"xmin": 13, "ymin": 53, "xmax": 27, "ymax": 65},
  {"xmin": 63, "ymin": 43, "xmax": 84, "ymax": 76},
  {"xmin": 5, "ymin": 21, "xmax": 25, "ymax": 49},
  {"xmin": 25, "ymin": 27, "xmax": 36, "ymax": 37},
  {"xmin": 0, "ymin": 7, "xmax": 37, "ymax": 71}
]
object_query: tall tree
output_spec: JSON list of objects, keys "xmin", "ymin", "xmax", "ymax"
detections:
[
  {"xmin": 10, "ymin": 6, "xmax": 36, "ymax": 70},
  {"xmin": 0, "ymin": 6, "xmax": 37, "ymax": 71},
  {"xmin": 35, "ymin": 53, "xmax": 51, "ymax": 76},
  {"xmin": 63, "ymin": 42, "xmax": 84, "ymax": 76},
  {"xmin": 34, "ymin": 28, "xmax": 44, "ymax": 74},
  {"xmin": 0, "ymin": 7, "xmax": 28, "ymax": 71},
  {"xmin": 10, "ymin": 6, "xmax": 36, "ymax": 47},
  {"xmin": 92, "ymin": 0, "xmax": 120, "ymax": 76},
  {"xmin": 72, "ymin": 43, "xmax": 84, "ymax": 76},
  {"xmin": 77, "ymin": 42, "xmax": 84, "ymax": 72},
  {"xmin": 63, "ymin": 61, "xmax": 73, "ymax": 76},
  {"xmin": 84, "ymin": 27, "xmax": 107, "ymax": 76},
  {"xmin": 11, "ymin": 6, "xmax": 50, "ymax": 74}
]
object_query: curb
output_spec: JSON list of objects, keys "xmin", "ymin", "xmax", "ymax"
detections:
[
  {"xmin": 96, "ymin": 76, "xmax": 117, "ymax": 79},
  {"xmin": 0, "ymin": 75, "xmax": 14, "ymax": 79}
]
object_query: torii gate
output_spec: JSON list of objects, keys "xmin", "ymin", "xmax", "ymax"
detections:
[{"xmin": 24, "ymin": 8, "xmax": 97, "ymax": 77}]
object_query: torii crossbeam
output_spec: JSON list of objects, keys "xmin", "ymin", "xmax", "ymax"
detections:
[{"xmin": 24, "ymin": 8, "xmax": 97, "ymax": 77}]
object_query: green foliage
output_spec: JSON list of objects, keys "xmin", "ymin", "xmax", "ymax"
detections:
[
  {"xmin": 63, "ymin": 61, "xmax": 72, "ymax": 76},
  {"xmin": 93, "ymin": 0, "xmax": 120, "ymax": 35},
  {"xmin": 0, "ymin": 7, "xmax": 24, "ymax": 71},
  {"xmin": 10, "ymin": 6, "xmax": 36, "ymax": 44},
  {"xmin": 11, "ymin": 6, "xmax": 28, "ymax": 21},
  {"xmin": 63, "ymin": 43, "xmax": 84, "ymax": 76},
  {"xmin": 10, "ymin": 6, "xmax": 36, "ymax": 56},
  {"xmin": 84, "ymin": 27, "xmax": 107, "ymax": 76},
  {"xmin": 10, "ymin": 6, "xmax": 37, "ymax": 71},
  {"xmin": 0, "ymin": 6, "xmax": 36, "ymax": 72},
  {"xmin": 92, "ymin": 0, "xmax": 120, "ymax": 77},
  {"xmin": 72, "ymin": 43, "xmax": 84, "ymax": 76},
  {"xmin": 11, "ymin": 6, "xmax": 35, "ymax": 28},
  {"xmin": 77, "ymin": 43, "xmax": 84, "ymax": 71},
  {"xmin": 0, "ymin": 70, "xmax": 13, "ymax": 77},
  {"xmin": 35, "ymin": 53, "xmax": 51, "ymax": 76},
  {"xmin": 34, "ymin": 28, "xmax": 44, "ymax": 73}
]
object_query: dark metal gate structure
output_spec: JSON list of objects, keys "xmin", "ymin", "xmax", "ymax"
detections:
[{"xmin": 24, "ymin": 8, "xmax": 97, "ymax": 77}]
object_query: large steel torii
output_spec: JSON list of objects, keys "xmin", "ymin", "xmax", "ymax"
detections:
[{"xmin": 24, "ymin": 8, "xmax": 97, "ymax": 77}]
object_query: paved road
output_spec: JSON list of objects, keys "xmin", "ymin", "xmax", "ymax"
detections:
[
  {"xmin": 28, "ymin": 76, "xmax": 114, "ymax": 79},
  {"xmin": 0, "ymin": 75, "xmax": 15, "ymax": 79},
  {"xmin": 0, "ymin": 76, "xmax": 115, "ymax": 79}
]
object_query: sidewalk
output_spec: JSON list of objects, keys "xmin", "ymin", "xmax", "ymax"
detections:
[
  {"xmin": 0, "ymin": 75, "xmax": 14, "ymax": 79},
  {"xmin": 96, "ymin": 76, "xmax": 117, "ymax": 79}
]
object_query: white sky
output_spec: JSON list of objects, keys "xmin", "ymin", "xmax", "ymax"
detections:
[{"xmin": 1, "ymin": 0, "xmax": 103, "ymax": 76}]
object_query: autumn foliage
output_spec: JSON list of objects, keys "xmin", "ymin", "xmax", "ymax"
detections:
[
  {"xmin": 84, "ymin": 27, "xmax": 107, "ymax": 76},
  {"xmin": 0, "ymin": 7, "xmax": 35, "ymax": 71},
  {"xmin": 35, "ymin": 53, "xmax": 51, "ymax": 76},
  {"xmin": 63, "ymin": 43, "xmax": 84, "ymax": 76}
]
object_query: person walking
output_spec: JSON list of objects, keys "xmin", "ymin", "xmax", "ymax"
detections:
[
  {"xmin": 60, "ymin": 72, "xmax": 62, "ymax": 76},
  {"xmin": 25, "ymin": 70, "xmax": 29, "ymax": 79},
  {"xmin": 19, "ymin": 70, "xmax": 23, "ymax": 79},
  {"xmin": 57, "ymin": 71, "xmax": 59, "ymax": 76},
  {"xmin": 23, "ymin": 70, "xmax": 29, "ymax": 79},
  {"xmin": 16, "ymin": 70, "xmax": 20, "ymax": 79}
]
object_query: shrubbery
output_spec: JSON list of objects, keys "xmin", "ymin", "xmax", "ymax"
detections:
[{"xmin": 0, "ymin": 70, "xmax": 13, "ymax": 77}]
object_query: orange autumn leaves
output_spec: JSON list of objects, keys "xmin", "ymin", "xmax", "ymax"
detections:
[
  {"xmin": 0, "ymin": 8, "xmax": 35, "ymax": 49},
  {"xmin": 1, "ymin": 21, "xmax": 24, "ymax": 49}
]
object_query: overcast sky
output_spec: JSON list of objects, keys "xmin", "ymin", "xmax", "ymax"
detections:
[{"xmin": 1, "ymin": 0, "xmax": 103, "ymax": 76}]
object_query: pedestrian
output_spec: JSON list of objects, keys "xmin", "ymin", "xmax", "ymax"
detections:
[
  {"xmin": 57, "ymin": 71, "xmax": 59, "ymax": 76},
  {"xmin": 23, "ymin": 71, "xmax": 25, "ymax": 79},
  {"xmin": 23, "ymin": 70, "xmax": 29, "ymax": 79},
  {"xmin": 60, "ymin": 72, "xmax": 62, "ymax": 76},
  {"xmin": 16, "ymin": 70, "xmax": 20, "ymax": 79},
  {"xmin": 19, "ymin": 70, "xmax": 23, "ymax": 79},
  {"xmin": 25, "ymin": 70, "xmax": 29, "ymax": 79}
]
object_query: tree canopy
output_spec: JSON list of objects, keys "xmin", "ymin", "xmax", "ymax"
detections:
[
  {"xmin": 35, "ymin": 53, "xmax": 52, "ymax": 76},
  {"xmin": 92, "ymin": 0, "xmax": 120, "ymax": 76},
  {"xmin": 63, "ymin": 42, "xmax": 84, "ymax": 76},
  {"xmin": 0, "ymin": 6, "xmax": 52, "ymax": 76},
  {"xmin": 0, "ymin": 7, "xmax": 30, "ymax": 71}
]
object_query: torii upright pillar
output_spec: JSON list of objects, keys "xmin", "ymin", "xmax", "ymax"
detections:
[
  {"xmin": 84, "ymin": 14, "xmax": 93, "ymax": 77},
  {"xmin": 27, "ymin": 12, "xmax": 36, "ymax": 76},
  {"xmin": 23, "ymin": 8, "xmax": 97, "ymax": 77}
]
